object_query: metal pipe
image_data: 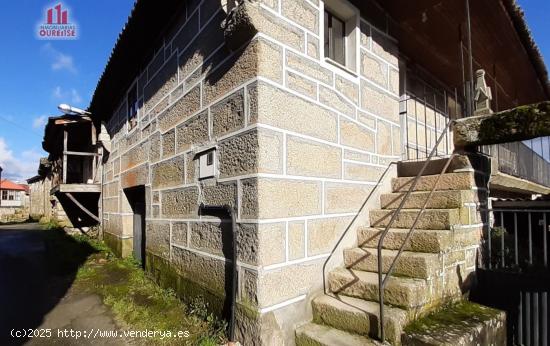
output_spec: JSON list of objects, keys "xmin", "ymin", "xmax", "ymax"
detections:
[
  {"xmin": 199, "ymin": 203, "xmax": 238, "ymax": 343},
  {"xmin": 500, "ymin": 211, "xmax": 505, "ymax": 268}
]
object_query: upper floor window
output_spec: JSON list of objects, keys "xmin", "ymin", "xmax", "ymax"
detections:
[
  {"xmin": 324, "ymin": 10, "xmax": 346, "ymax": 66},
  {"xmin": 322, "ymin": 0, "xmax": 358, "ymax": 73},
  {"xmin": 1, "ymin": 190, "xmax": 6, "ymax": 200},
  {"xmin": 127, "ymin": 84, "xmax": 138, "ymax": 131}
]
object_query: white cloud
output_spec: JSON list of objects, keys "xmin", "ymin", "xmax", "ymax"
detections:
[
  {"xmin": 0, "ymin": 138, "xmax": 42, "ymax": 182},
  {"xmin": 41, "ymin": 43, "xmax": 77, "ymax": 74},
  {"xmin": 52, "ymin": 86, "xmax": 83, "ymax": 105},
  {"xmin": 32, "ymin": 115, "xmax": 48, "ymax": 129}
]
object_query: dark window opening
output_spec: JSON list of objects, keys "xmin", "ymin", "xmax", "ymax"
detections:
[
  {"xmin": 207, "ymin": 152, "xmax": 213, "ymax": 166},
  {"xmin": 127, "ymin": 84, "xmax": 138, "ymax": 131},
  {"xmin": 324, "ymin": 10, "xmax": 346, "ymax": 66}
]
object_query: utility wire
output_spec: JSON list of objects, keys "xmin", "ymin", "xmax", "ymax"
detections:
[{"xmin": 0, "ymin": 115, "xmax": 44, "ymax": 139}]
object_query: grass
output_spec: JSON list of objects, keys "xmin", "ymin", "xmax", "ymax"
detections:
[{"xmin": 42, "ymin": 227, "xmax": 227, "ymax": 345}]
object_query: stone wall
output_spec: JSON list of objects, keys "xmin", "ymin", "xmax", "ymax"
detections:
[
  {"xmin": 29, "ymin": 178, "xmax": 52, "ymax": 220},
  {"xmin": 101, "ymin": 0, "xmax": 402, "ymax": 344}
]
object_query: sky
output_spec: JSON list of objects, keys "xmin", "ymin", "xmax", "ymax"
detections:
[
  {"xmin": 0, "ymin": 0, "xmax": 135, "ymax": 181},
  {"xmin": 0, "ymin": 1, "xmax": 548, "ymax": 182}
]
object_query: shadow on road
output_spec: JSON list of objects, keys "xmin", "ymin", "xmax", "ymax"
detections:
[{"xmin": 0, "ymin": 224, "xmax": 97, "ymax": 345}]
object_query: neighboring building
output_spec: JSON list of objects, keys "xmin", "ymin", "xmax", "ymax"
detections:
[
  {"xmin": 27, "ymin": 158, "xmax": 72, "ymax": 226},
  {"xmin": 0, "ymin": 179, "xmax": 26, "ymax": 208},
  {"xmin": 41, "ymin": 0, "xmax": 549, "ymax": 344}
]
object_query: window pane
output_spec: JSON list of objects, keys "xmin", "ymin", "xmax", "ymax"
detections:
[{"xmin": 332, "ymin": 16, "xmax": 345, "ymax": 65}]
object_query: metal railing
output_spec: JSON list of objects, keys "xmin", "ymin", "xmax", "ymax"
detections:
[
  {"xmin": 322, "ymin": 162, "xmax": 398, "ymax": 295},
  {"xmin": 480, "ymin": 140, "xmax": 550, "ymax": 188},
  {"xmin": 376, "ymin": 119, "xmax": 456, "ymax": 341},
  {"xmin": 479, "ymin": 208, "xmax": 549, "ymax": 346},
  {"xmin": 401, "ymin": 93, "xmax": 454, "ymax": 160}
]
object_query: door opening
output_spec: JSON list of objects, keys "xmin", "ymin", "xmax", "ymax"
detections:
[{"xmin": 124, "ymin": 186, "xmax": 146, "ymax": 269}]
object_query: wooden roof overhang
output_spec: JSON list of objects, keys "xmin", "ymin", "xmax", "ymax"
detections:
[
  {"xmin": 353, "ymin": 0, "xmax": 549, "ymax": 111},
  {"xmin": 42, "ymin": 115, "xmax": 93, "ymax": 157}
]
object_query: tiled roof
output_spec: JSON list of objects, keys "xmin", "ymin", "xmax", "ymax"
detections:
[{"xmin": 0, "ymin": 179, "xmax": 26, "ymax": 191}]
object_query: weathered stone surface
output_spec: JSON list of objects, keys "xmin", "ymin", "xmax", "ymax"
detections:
[
  {"xmin": 377, "ymin": 120, "xmax": 393, "ymax": 155},
  {"xmin": 295, "ymin": 323, "xmax": 377, "ymax": 346},
  {"xmin": 258, "ymin": 223, "xmax": 285, "ymax": 265},
  {"xmin": 324, "ymin": 183, "xmax": 372, "ymax": 214},
  {"xmin": 250, "ymin": 82, "xmax": 338, "ymax": 142},
  {"xmin": 201, "ymin": 182, "xmax": 237, "ymax": 209},
  {"xmin": 288, "ymin": 221, "xmax": 305, "ymax": 260},
  {"xmin": 402, "ymin": 301, "xmax": 506, "ymax": 346},
  {"xmin": 211, "ymin": 89, "xmax": 245, "ymax": 138},
  {"xmin": 103, "ymin": 197, "xmax": 119, "ymax": 213},
  {"xmin": 286, "ymin": 71, "xmax": 317, "ymax": 99},
  {"xmin": 286, "ymin": 51, "xmax": 333, "ymax": 85},
  {"xmin": 190, "ymin": 222, "xmax": 224, "ymax": 256},
  {"xmin": 218, "ymin": 128, "xmax": 283, "ymax": 178},
  {"xmin": 149, "ymin": 132, "xmax": 161, "ymax": 163},
  {"xmin": 185, "ymin": 152, "xmax": 196, "ymax": 183},
  {"xmin": 391, "ymin": 172, "xmax": 474, "ymax": 192},
  {"xmin": 344, "ymin": 247, "xmax": 440, "ymax": 279},
  {"xmin": 344, "ymin": 162, "xmax": 384, "ymax": 182},
  {"xmin": 359, "ymin": 227, "xmax": 450, "ymax": 253},
  {"xmin": 361, "ymin": 80, "xmax": 399, "ymax": 123},
  {"xmin": 329, "ymin": 268, "xmax": 427, "ymax": 309},
  {"xmin": 236, "ymin": 223, "xmax": 259, "ymax": 265},
  {"xmin": 319, "ymin": 86, "xmax": 355, "ymax": 117},
  {"xmin": 146, "ymin": 221, "xmax": 171, "ymax": 259},
  {"xmin": 369, "ymin": 209, "xmax": 459, "ymax": 230},
  {"xmin": 307, "ymin": 216, "xmax": 353, "ymax": 256},
  {"xmin": 258, "ymin": 259, "xmax": 323, "ymax": 307},
  {"xmin": 151, "ymin": 155, "xmax": 185, "ymax": 189},
  {"xmin": 335, "ymin": 75, "xmax": 359, "ymax": 105},
  {"xmin": 453, "ymin": 101, "xmax": 550, "ymax": 147},
  {"xmin": 171, "ymin": 246, "xmax": 226, "ymax": 295},
  {"xmin": 307, "ymin": 34, "xmax": 319, "ymax": 59},
  {"xmin": 380, "ymin": 190, "xmax": 475, "ymax": 210},
  {"xmin": 158, "ymin": 85, "xmax": 201, "ymax": 133},
  {"xmin": 171, "ymin": 221, "xmax": 187, "ymax": 247},
  {"xmin": 144, "ymin": 53, "xmax": 178, "ymax": 113},
  {"xmin": 340, "ymin": 117, "xmax": 375, "ymax": 152},
  {"xmin": 371, "ymin": 30, "xmax": 399, "ymax": 66},
  {"xmin": 162, "ymin": 129, "xmax": 175, "ymax": 157},
  {"xmin": 203, "ymin": 38, "xmax": 283, "ymax": 104},
  {"xmin": 286, "ymin": 136, "xmax": 341, "ymax": 178},
  {"xmin": 361, "ymin": 50, "xmax": 388, "ymax": 88},
  {"xmin": 121, "ymin": 141, "xmax": 149, "ymax": 171},
  {"xmin": 175, "ymin": 110, "xmax": 209, "ymax": 153},
  {"xmin": 120, "ymin": 163, "xmax": 149, "ymax": 188},
  {"xmin": 240, "ymin": 178, "xmax": 321, "ymax": 219},
  {"xmin": 357, "ymin": 110, "xmax": 377, "ymax": 129},
  {"xmin": 312, "ymin": 295, "xmax": 409, "ymax": 345},
  {"xmin": 281, "ymin": 0, "xmax": 319, "ymax": 33},
  {"xmin": 344, "ymin": 150, "xmax": 371, "ymax": 164},
  {"xmin": 389, "ymin": 67, "xmax": 399, "ymax": 95},
  {"xmin": 161, "ymin": 186, "xmax": 199, "ymax": 218}
]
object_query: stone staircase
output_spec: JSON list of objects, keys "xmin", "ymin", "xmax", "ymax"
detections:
[{"xmin": 296, "ymin": 156, "xmax": 484, "ymax": 345}]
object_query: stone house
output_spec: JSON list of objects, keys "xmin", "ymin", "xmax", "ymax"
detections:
[
  {"xmin": 0, "ymin": 179, "xmax": 27, "ymax": 208},
  {"xmin": 41, "ymin": 0, "xmax": 549, "ymax": 344}
]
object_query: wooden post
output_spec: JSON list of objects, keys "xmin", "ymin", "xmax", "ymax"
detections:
[{"xmin": 62, "ymin": 128, "xmax": 68, "ymax": 184}]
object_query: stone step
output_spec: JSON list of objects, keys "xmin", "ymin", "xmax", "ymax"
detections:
[
  {"xmin": 391, "ymin": 172, "xmax": 474, "ymax": 193},
  {"xmin": 380, "ymin": 190, "xmax": 476, "ymax": 210},
  {"xmin": 396, "ymin": 155, "xmax": 472, "ymax": 177},
  {"xmin": 344, "ymin": 248, "xmax": 440, "ymax": 279},
  {"xmin": 295, "ymin": 322, "xmax": 380, "ymax": 346},
  {"xmin": 358, "ymin": 227, "xmax": 480, "ymax": 253},
  {"xmin": 312, "ymin": 294, "xmax": 408, "ymax": 345},
  {"xmin": 329, "ymin": 268, "xmax": 428, "ymax": 309},
  {"xmin": 369, "ymin": 209, "xmax": 459, "ymax": 230}
]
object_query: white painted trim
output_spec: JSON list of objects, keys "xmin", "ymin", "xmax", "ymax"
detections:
[{"xmin": 259, "ymin": 294, "xmax": 306, "ymax": 314}]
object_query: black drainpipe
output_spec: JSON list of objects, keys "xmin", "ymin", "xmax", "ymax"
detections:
[{"xmin": 198, "ymin": 203, "xmax": 237, "ymax": 344}]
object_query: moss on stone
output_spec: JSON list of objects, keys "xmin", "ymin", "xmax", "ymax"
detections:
[{"xmin": 404, "ymin": 300, "xmax": 502, "ymax": 335}]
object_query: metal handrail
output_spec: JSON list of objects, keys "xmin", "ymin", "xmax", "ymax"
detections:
[
  {"xmin": 322, "ymin": 162, "xmax": 398, "ymax": 295},
  {"xmin": 377, "ymin": 119, "xmax": 456, "ymax": 342}
]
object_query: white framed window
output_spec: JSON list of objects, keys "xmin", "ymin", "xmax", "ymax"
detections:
[
  {"xmin": 1, "ymin": 190, "xmax": 6, "ymax": 200},
  {"xmin": 322, "ymin": 0, "xmax": 359, "ymax": 73}
]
